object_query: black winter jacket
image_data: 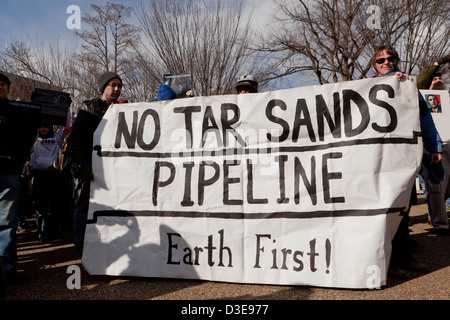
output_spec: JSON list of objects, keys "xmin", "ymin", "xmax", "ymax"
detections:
[
  {"xmin": 0, "ymin": 100, "xmax": 39, "ymax": 174},
  {"xmin": 70, "ymin": 98, "xmax": 110, "ymax": 169}
]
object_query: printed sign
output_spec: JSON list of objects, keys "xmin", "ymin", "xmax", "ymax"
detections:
[
  {"xmin": 82, "ymin": 76, "xmax": 422, "ymax": 289},
  {"xmin": 419, "ymin": 90, "xmax": 450, "ymax": 142}
]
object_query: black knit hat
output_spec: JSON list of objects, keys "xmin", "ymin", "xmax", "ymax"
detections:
[
  {"xmin": 0, "ymin": 73, "xmax": 11, "ymax": 90},
  {"xmin": 98, "ymin": 71, "xmax": 122, "ymax": 93}
]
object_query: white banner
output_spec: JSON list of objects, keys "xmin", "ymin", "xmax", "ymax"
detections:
[
  {"xmin": 419, "ymin": 89, "xmax": 450, "ymax": 142},
  {"xmin": 82, "ymin": 76, "xmax": 422, "ymax": 289}
]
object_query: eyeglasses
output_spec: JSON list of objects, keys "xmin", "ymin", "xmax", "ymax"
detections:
[{"xmin": 375, "ymin": 56, "xmax": 396, "ymax": 64}]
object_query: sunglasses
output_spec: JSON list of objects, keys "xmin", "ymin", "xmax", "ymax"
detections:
[{"xmin": 375, "ymin": 56, "xmax": 396, "ymax": 64}]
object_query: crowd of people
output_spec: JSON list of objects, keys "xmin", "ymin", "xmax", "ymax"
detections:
[{"xmin": 0, "ymin": 47, "xmax": 448, "ymax": 291}]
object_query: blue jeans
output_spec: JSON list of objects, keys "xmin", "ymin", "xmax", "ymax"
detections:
[{"xmin": 0, "ymin": 174, "xmax": 20, "ymax": 271}]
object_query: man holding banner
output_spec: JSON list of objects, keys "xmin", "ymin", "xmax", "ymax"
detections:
[{"xmin": 71, "ymin": 71, "xmax": 123, "ymax": 250}]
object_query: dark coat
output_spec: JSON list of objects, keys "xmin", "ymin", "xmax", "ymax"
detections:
[
  {"xmin": 70, "ymin": 98, "xmax": 110, "ymax": 169},
  {"xmin": 0, "ymin": 100, "xmax": 39, "ymax": 174}
]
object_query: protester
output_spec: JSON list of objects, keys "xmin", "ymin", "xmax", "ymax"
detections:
[
  {"xmin": 429, "ymin": 72, "xmax": 445, "ymax": 90},
  {"xmin": 0, "ymin": 73, "xmax": 39, "ymax": 285},
  {"xmin": 156, "ymin": 84, "xmax": 177, "ymax": 101},
  {"xmin": 70, "ymin": 71, "xmax": 123, "ymax": 250},
  {"xmin": 368, "ymin": 46, "xmax": 444, "ymax": 278},
  {"xmin": 416, "ymin": 55, "xmax": 450, "ymax": 236},
  {"xmin": 235, "ymin": 74, "xmax": 258, "ymax": 94},
  {"xmin": 29, "ymin": 123, "xmax": 68, "ymax": 242},
  {"xmin": 417, "ymin": 55, "xmax": 450, "ymax": 90}
]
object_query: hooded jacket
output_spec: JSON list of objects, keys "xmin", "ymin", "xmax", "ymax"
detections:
[
  {"xmin": 29, "ymin": 126, "xmax": 65, "ymax": 171},
  {"xmin": 156, "ymin": 84, "xmax": 177, "ymax": 101}
]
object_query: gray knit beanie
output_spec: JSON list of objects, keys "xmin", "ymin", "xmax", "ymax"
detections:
[{"xmin": 98, "ymin": 71, "xmax": 122, "ymax": 93}]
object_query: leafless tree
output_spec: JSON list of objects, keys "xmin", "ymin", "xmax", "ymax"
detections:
[
  {"xmin": 257, "ymin": 0, "xmax": 449, "ymax": 85},
  {"xmin": 2, "ymin": 37, "xmax": 80, "ymax": 114},
  {"xmin": 1, "ymin": 3, "xmax": 142, "ymax": 110},
  {"xmin": 75, "ymin": 2, "xmax": 140, "ymax": 74},
  {"xmin": 134, "ymin": 0, "xmax": 261, "ymax": 96},
  {"xmin": 2, "ymin": 38, "xmax": 73, "ymax": 86},
  {"xmin": 73, "ymin": 2, "xmax": 141, "ymax": 103},
  {"xmin": 119, "ymin": 53, "xmax": 161, "ymax": 102}
]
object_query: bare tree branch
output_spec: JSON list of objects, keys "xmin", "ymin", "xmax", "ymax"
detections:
[
  {"xmin": 256, "ymin": 0, "xmax": 450, "ymax": 85},
  {"xmin": 134, "ymin": 0, "xmax": 261, "ymax": 96}
]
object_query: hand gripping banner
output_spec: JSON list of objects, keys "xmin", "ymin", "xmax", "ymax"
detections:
[{"xmin": 82, "ymin": 76, "xmax": 422, "ymax": 289}]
